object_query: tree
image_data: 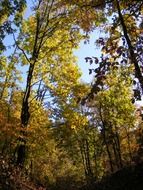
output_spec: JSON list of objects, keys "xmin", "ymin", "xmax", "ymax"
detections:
[
  {"xmin": 14, "ymin": 0, "xmax": 106, "ymax": 166},
  {"xmin": 14, "ymin": 0, "xmax": 81, "ymax": 165},
  {"xmin": 86, "ymin": 66, "xmax": 136, "ymax": 172},
  {"xmin": 86, "ymin": 0, "xmax": 143, "ymax": 100},
  {"xmin": 1, "ymin": 0, "xmax": 143, "ymax": 189}
]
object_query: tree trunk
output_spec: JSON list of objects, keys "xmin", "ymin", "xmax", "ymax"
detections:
[
  {"xmin": 116, "ymin": 0, "xmax": 143, "ymax": 90},
  {"xmin": 84, "ymin": 138, "xmax": 93, "ymax": 180},
  {"xmin": 99, "ymin": 106, "xmax": 114, "ymax": 172},
  {"xmin": 16, "ymin": 62, "xmax": 35, "ymax": 166}
]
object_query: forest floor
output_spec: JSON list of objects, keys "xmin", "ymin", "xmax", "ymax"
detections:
[
  {"xmin": 81, "ymin": 162, "xmax": 143, "ymax": 190},
  {"xmin": 1, "ymin": 158, "xmax": 143, "ymax": 190}
]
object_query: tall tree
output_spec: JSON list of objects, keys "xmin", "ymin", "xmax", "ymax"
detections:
[
  {"xmin": 15, "ymin": 0, "xmax": 105, "ymax": 166},
  {"xmin": 85, "ymin": 0, "xmax": 143, "ymax": 100},
  {"xmin": 85, "ymin": 66, "xmax": 135, "ymax": 172}
]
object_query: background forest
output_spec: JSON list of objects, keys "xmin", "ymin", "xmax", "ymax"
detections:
[{"xmin": 0, "ymin": 0, "xmax": 143, "ymax": 190}]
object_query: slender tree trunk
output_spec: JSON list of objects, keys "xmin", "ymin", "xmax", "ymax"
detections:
[
  {"xmin": 124, "ymin": 126, "xmax": 133, "ymax": 162},
  {"xmin": 101, "ymin": 122, "xmax": 114, "ymax": 172},
  {"xmin": 78, "ymin": 138, "xmax": 93, "ymax": 182},
  {"xmin": 16, "ymin": 0, "xmax": 53, "ymax": 166},
  {"xmin": 99, "ymin": 105, "xmax": 114, "ymax": 172},
  {"xmin": 112, "ymin": 140, "xmax": 119, "ymax": 169},
  {"xmin": 103, "ymin": 130, "xmax": 114, "ymax": 172},
  {"xmin": 78, "ymin": 140, "xmax": 88, "ymax": 178},
  {"xmin": 16, "ymin": 0, "xmax": 42, "ymax": 166},
  {"xmin": 84, "ymin": 138, "xmax": 93, "ymax": 180},
  {"xmin": 116, "ymin": 0, "xmax": 143, "ymax": 90},
  {"xmin": 115, "ymin": 132, "xmax": 123, "ymax": 168},
  {"xmin": 93, "ymin": 140, "xmax": 98, "ymax": 178},
  {"xmin": 16, "ymin": 61, "xmax": 35, "ymax": 166}
]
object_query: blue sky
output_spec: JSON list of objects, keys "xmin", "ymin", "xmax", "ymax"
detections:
[{"xmin": 74, "ymin": 31, "xmax": 102, "ymax": 83}]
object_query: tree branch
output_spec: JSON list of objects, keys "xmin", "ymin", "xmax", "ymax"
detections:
[{"xmin": 13, "ymin": 33, "xmax": 31, "ymax": 64}]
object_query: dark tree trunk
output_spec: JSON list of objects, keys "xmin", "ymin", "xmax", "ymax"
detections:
[
  {"xmin": 79, "ymin": 140, "xmax": 88, "ymax": 178},
  {"xmin": 78, "ymin": 138, "xmax": 93, "ymax": 182},
  {"xmin": 115, "ymin": 132, "xmax": 123, "ymax": 168},
  {"xmin": 16, "ymin": 62, "xmax": 35, "ymax": 166},
  {"xmin": 84, "ymin": 138, "xmax": 93, "ymax": 180},
  {"xmin": 99, "ymin": 105, "xmax": 114, "ymax": 172},
  {"xmin": 124, "ymin": 126, "xmax": 133, "ymax": 162},
  {"xmin": 116, "ymin": 0, "xmax": 143, "ymax": 90},
  {"xmin": 104, "ymin": 132, "xmax": 114, "ymax": 172},
  {"xmin": 112, "ymin": 140, "xmax": 120, "ymax": 169}
]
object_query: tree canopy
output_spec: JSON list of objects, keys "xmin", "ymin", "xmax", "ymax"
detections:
[{"xmin": 0, "ymin": 1, "xmax": 143, "ymax": 190}]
